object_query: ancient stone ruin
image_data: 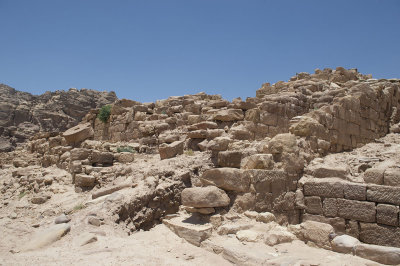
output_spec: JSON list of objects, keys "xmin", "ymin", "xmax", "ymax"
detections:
[{"xmin": 1, "ymin": 67, "xmax": 400, "ymax": 265}]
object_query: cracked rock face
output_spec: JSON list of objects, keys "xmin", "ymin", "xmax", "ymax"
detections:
[{"xmin": 0, "ymin": 84, "xmax": 117, "ymax": 151}]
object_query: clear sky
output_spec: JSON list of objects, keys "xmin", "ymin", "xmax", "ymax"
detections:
[{"xmin": 0, "ymin": 0, "xmax": 399, "ymax": 102}]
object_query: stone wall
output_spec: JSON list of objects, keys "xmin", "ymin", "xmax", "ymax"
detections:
[{"xmin": 300, "ymin": 177, "xmax": 400, "ymax": 248}]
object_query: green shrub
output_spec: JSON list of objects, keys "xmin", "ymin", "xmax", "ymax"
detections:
[
  {"xmin": 185, "ymin": 149, "xmax": 194, "ymax": 156},
  {"xmin": 98, "ymin": 105, "xmax": 112, "ymax": 123},
  {"xmin": 117, "ymin": 146, "xmax": 135, "ymax": 153}
]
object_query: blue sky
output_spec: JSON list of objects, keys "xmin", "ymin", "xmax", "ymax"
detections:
[{"xmin": 0, "ymin": 0, "xmax": 399, "ymax": 102}]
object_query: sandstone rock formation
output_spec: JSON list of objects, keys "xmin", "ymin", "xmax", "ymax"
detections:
[{"xmin": 0, "ymin": 84, "xmax": 117, "ymax": 151}]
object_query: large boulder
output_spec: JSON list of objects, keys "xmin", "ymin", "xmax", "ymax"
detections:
[
  {"xmin": 181, "ymin": 186, "xmax": 230, "ymax": 208},
  {"xmin": 201, "ymin": 168, "xmax": 249, "ymax": 192},
  {"xmin": 63, "ymin": 123, "xmax": 94, "ymax": 145}
]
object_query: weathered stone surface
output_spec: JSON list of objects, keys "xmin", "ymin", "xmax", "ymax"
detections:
[
  {"xmin": 384, "ymin": 168, "xmax": 400, "ymax": 187},
  {"xmin": 213, "ymin": 109, "xmax": 244, "ymax": 121},
  {"xmin": 367, "ymin": 185, "xmax": 400, "ymax": 205},
  {"xmin": 159, "ymin": 140, "xmax": 184, "ymax": 160},
  {"xmin": 31, "ymin": 194, "xmax": 49, "ymax": 204},
  {"xmin": 363, "ymin": 168, "xmax": 384, "ymax": 184},
  {"xmin": 267, "ymin": 133, "xmax": 297, "ymax": 154},
  {"xmin": 302, "ymin": 214, "xmax": 346, "ymax": 234},
  {"xmin": 336, "ymin": 199, "xmax": 376, "ymax": 222},
  {"xmin": 304, "ymin": 196, "xmax": 323, "ymax": 215},
  {"xmin": 75, "ymin": 174, "xmax": 96, "ymax": 187},
  {"xmin": 376, "ymin": 204, "xmax": 399, "ymax": 226},
  {"xmin": 244, "ymin": 169, "xmax": 287, "ymax": 195},
  {"xmin": 21, "ymin": 223, "xmax": 71, "ymax": 251},
  {"xmin": 331, "ymin": 234, "xmax": 360, "ymax": 254},
  {"xmin": 300, "ymin": 221, "xmax": 334, "ymax": 250},
  {"xmin": 256, "ymin": 212, "xmax": 276, "ymax": 223},
  {"xmin": 63, "ymin": 123, "xmax": 94, "ymax": 145},
  {"xmin": 323, "ymin": 198, "xmax": 338, "ymax": 217},
  {"xmin": 54, "ymin": 214, "xmax": 71, "ymax": 224},
  {"xmin": 70, "ymin": 148, "xmax": 90, "ymax": 161},
  {"xmin": 236, "ymin": 230, "xmax": 260, "ymax": 242},
  {"xmin": 355, "ymin": 243, "xmax": 400, "ymax": 265},
  {"xmin": 218, "ymin": 223, "xmax": 253, "ymax": 235},
  {"xmin": 163, "ymin": 215, "xmax": 213, "ymax": 246},
  {"xmin": 116, "ymin": 152, "xmax": 135, "ymax": 163},
  {"xmin": 91, "ymin": 150, "xmax": 113, "ymax": 165},
  {"xmin": 217, "ymin": 151, "xmax": 243, "ymax": 168},
  {"xmin": 264, "ymin": 226, "xmax": 297, "ymax": 246},
  {"xmin": 303, "ymin": 180, "xmax": 344, "ymax": 198},
  {"xmin": 343, "ymin": 183, "xmax": 366, "ymax": 201},
  {"xmin": 201, "ymin": 168, "xmax": 249, "ymax": 192},
  {"xmin": 360, "ymin": 222, "xmax": 400, "ymax": 247},
  {"xmin": 185, "ymin": 207, "xmax": 215, "ymax": 215},
  {"xmin": 306, "ymin": 165, "xmax": 348, "ymax": 179},
  {"xmin": 240, "ymin": 154, "xmax": 274, "ymax": 170},
  {"xmin": 181, "ymin": 186, "xmax": 230, "ymax": 208}
]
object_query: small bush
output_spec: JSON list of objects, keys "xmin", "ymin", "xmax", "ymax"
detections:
[
  {"xmin": 117, "ymin": 146, "xmax": 135, "ymax": 153},
  {"xmin": 185, "ymin": 149, "xmax": 194, "ymax": 156},
  {"xmin": 98, "ymin": 105, "xmax": 112, "ymax": 123},
  {"xmin": 18, "ymin": 191, "xmax": 27, "ymax": 200},
  {"xmin": 73, "ymin": 203, "xmax": 85, "ymax": 211}
]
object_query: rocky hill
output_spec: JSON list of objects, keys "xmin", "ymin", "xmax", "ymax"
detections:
[
  {"xmin": 1, "ymin": 67, "xmax": 400, "ymax": 265},
  {"xmin": 0, "ymin": 84, "xmax": 117, "ymax": 152}
]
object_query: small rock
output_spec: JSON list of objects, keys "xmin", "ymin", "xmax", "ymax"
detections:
[
  {"xmin": 88, "ymin": 216, "xmax": 101, "ymax": 227},
  {"xmin": 31, "ymin": 195, "xmax": 49, "ymax": 204},
  {"xmin": 9, "ymin": 212, "xmax": 17, "ymax": 219},
  {"xmin": 55, "ymin": 214, "xmax": 71, "ymax": 224},
  {"xmin": 77, "ymin": 232, "xmax": 98, "ymax": 246},
  {"xmin": 236, "ymin": 230, "xmax": 260, "ymax": 242},
  {"xmin": 256, "ymin": 212, "xmax": 276, "ymax": 223},
  {"xmin": 331, "ymin": 234, "xmax": 360, "ymax": 254}
]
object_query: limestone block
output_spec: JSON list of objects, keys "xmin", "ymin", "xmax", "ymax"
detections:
[
  {"xmin": 240, "ymin": 154, "xmax": 274, "ymax": 170},
  {"xmin": 75, "ymin": 174, "xmax": 96, "ymax": 187},
  {"xmin": 159, "ymin": 140, "xmax": 184, "ymax": 160},
  {"xmin": 63, "ymin": 123, "xmax": 94, "ymax": 145},
  {"xmin": 303, "ymin": 180, "xmax": 344, "ymax": 198},
  {"xmin": 213, "ymin": 109, "xmax": 244, "ymax": 121},
  {"xmin": 367, "ymin": 185, "xmax": 400, "ymax": 205},
  {"xmin": 360, "ymin": 223, "xmax": 400, "ymax": 247},
  {"xmin": 384, "ymin": 168, "xmax": 400, "ymax": 187},
  {"xmin": 377, "ymin": 204, "xmax": 399, "ymax": 226},
  {"xmin": 343, "ymin": 183, "xmax": 366, "ymax": 201},
  {"xmin": 364, "ymin": 168, "xmax": 384, "ymax": 184},
  {"xmin": 201, "ymin": 168, "xmax": 249, "ymax": 192},
  {"xmin": 305, "ymin": 196, "xmax": 323, "ymax": 215},
  {"xmin": 217, "ymin": 151, "xmax": 243, "ymax": 168},
  {"xmin": 337, "ymin": 199, "xmax": 376, "ymax": 222},
  {"xmin": 323, "ymin": 198, "xmax": 338, "ymax": 217}
]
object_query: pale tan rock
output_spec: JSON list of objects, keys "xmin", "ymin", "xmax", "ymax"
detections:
[
  {"xmin": 236, "ymin": 230, "xmax": 260, "ymax": 242},
  {"xmin": 63, "ymin": 123, "xmax": 94, "ymax": 145},
  {"xmin": 163, "ymin": 215, "xmax": 212, "ymax": 246},
  {"xmin": 355, "ymin": 243, "xmax": 400, "ymax": 265},
  {"xmin": 159, "ymin": 140, "xmax": 184, "ymax": 160},
  {"xmin": 21, "ymin": 224, "xmax": 71, "ymax": 251},
  {"xmin": 240, "ymin": 154, "xmax": 274, "ymax": 170},
  {"xmin": 331, "ymin": 234, "xmax": 359, "ymax": 254},
  {"xmin": 300, "ymin": 221, "xmax": 334, "ymax": 250},
  {"xmin": 181, "ymin": 186, "xmax": 230, "ymax": 208},
  {"xmin": 201, "ymin": 168, "xmax": 249, "ymax": 192},
  {"xmin": 213, "ymin": 109, "xmax": 244, "ymax": 121}
]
